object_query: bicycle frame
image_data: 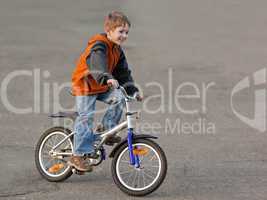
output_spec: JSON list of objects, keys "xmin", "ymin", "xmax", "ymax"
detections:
[{"xmin": 50, "ymin": 86, "xmax": 140, "ymax": 167}]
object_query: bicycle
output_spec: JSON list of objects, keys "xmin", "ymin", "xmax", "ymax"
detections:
[{"xmin": 35, "ymin": 86, "xmax": 167, "ymax": 196}]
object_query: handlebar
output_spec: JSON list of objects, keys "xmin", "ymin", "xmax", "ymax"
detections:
[
  {"xmin": 107, "ymin": 84, "xmax": 137, "ymax": 101},
  {"xmin": 118, "ymin": 86, "xmax": 137, "ymax": 101}
]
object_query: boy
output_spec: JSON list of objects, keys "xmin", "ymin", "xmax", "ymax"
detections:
[{"xmin": 69, "ymin": 11, "xmax": 142, "ymax": 172}]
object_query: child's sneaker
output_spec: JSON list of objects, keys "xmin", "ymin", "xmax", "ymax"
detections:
[
  {"xmin": 68, "ymin": 156, "xmax": 93, "ymax": 172},
  {"xmin": 105, "ymin": 135, "xmax": 121, "ymax": 146}
]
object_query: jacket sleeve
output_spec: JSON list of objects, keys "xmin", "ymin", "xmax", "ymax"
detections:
[
  {"xmin": 86, "ymin": 41, "xmax": 113, "ymax": 84},
  {"xmin": 112, "ymin": 50, "xmax": 139, "ymax": 96}
]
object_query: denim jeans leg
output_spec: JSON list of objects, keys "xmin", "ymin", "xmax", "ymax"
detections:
[
  {"xmin": 97, "ymin": 89, "xmax": 125, "ymax": 130},
  {"xmin": 74, "ymin": 95, "xmax": 97, "ymax": 156}
]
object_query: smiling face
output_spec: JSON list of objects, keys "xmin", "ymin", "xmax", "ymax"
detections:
[{"xmin": 106, "ymin": 24, "xmax": 130, "ymax": 45}]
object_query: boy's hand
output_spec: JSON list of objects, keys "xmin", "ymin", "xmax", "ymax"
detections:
[
  {"xmin": 134, "ymin": 92, "xmax": 143, "ymax": 102},
  {"xmin": 107, "ymin": 79, "xmax": 119, "ymax": 89}
]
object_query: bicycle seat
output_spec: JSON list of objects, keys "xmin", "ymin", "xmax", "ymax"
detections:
[{"xmin": 49, "ymin": 111, "xmax": 78, "ymax": 120}]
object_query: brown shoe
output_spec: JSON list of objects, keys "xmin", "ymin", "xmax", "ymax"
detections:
[
  {"xmin": 105, "ymin": 135, "xmax": 121, "ymax": 146},
  {"xmin": 68, "ymin": 156, "xmax": 93, "ymax": 172}
]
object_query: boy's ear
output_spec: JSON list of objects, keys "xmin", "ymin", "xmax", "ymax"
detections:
[
  {"xmin": 105, "ymin": 29, "xmax": 111, "ymax": 36},
  {"xmin": 106, "ymin": 29, "xmax": 114, "ymax": 38}
]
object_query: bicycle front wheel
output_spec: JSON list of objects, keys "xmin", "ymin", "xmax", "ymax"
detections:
[{"xmin": 111, "ymin": 138, "xmax": 167, "ymax": 196}]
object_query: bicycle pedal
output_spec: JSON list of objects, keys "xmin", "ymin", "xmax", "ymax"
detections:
[
  {"xmin": 72, "ymin": 168, "xmax": 86, "ymax": 175},
  {"xmin": 84, "ymin": 153, "xmax": 99, "ymax": 159}
]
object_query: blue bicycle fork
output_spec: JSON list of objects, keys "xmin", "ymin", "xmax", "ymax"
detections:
[{"xmin": 127, "ymin": 128, "xmax": 140, "ymax": 168}]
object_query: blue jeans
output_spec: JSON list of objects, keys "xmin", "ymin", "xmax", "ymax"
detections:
[{"xmin": 74, "ymin": 89, "xmax": 125, "ymax": 155}]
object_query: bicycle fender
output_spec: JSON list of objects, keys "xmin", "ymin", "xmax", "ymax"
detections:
[{"xmin": 109, "ymin": 134, "xmax": 158, "ymax": 158}]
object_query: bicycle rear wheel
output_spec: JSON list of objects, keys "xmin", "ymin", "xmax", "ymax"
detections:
[{"xmin": 35, "ymin": 127, "xmax": 73, "ymax": 182}]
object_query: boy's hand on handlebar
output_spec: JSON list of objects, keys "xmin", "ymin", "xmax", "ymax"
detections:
[
  {"xmin": 134, "ymin": 92, "xmax": 143, "ymax": 102},
  {"xmin": 107, "ymin": 79, "xmax": 119, "ymax": 89},
  {"xmin": 107, "ymin": 81, "xmax": 143, "ymax": 101}
]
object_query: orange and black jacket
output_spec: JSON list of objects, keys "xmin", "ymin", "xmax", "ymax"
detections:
[{"xmin": 72, "ymin": 33, "xmax": 139, "ymax": 96}]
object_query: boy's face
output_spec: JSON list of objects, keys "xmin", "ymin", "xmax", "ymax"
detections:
[{"xmin": 107, "ymin": 24, "xmax": 129, "ymax": 45}]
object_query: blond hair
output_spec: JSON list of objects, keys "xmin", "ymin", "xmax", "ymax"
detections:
[{"xmin": 104, "ymin": 11, "xmax": 131, "ymax": 32}]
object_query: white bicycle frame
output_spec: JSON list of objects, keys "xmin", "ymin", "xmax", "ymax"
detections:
[{"xmin": 50, "ymin": 86, "xmax": 138, "ymax": 157}]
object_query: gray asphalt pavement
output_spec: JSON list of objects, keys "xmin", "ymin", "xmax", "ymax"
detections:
[{"xmin": 1, "ymin": 0, "xmax": 267, "ymax": 199}]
